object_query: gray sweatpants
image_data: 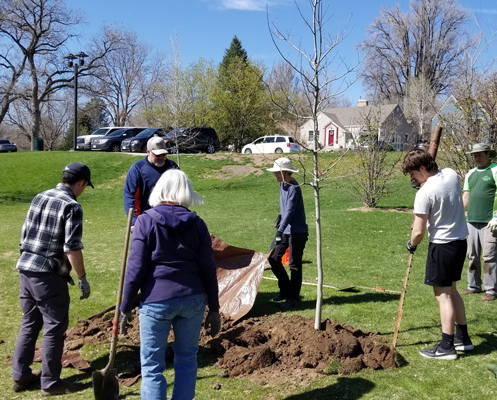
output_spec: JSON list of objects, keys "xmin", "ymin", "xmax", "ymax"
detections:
[
  {"xmin": 12, "ymin": 271, "xmax": 70, "ymax": 389},
  {"xmin": 466, "ymin": 222, "xmax": 497, "ymax": 295}
]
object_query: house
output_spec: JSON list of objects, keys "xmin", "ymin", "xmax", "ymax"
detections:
[
  {"xmin": 299, "ymin": 100, "xmax": 415, "ymax": 151},
  {"xmin": 431, "ymin": 94, "xmax": 494, "ymax": 142}
]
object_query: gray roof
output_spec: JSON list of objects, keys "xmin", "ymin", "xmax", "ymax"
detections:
[{"xmin": 322, "ymin": 104, "xmax": 398, "ymax": 130}]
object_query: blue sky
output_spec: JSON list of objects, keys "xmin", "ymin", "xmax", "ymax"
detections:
[{"xmin": 66, "ymin": 0, "xmax": 497, "ymax": 103}]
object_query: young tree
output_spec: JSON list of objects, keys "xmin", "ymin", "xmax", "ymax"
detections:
[{"xmin": 269, "ymin": 0, "xmax": 360, "ymax": 329}]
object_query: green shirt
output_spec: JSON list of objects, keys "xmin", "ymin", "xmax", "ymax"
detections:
[{"xmin": 463, "ymin": 163, "xmax": 497, "ymax": 223}]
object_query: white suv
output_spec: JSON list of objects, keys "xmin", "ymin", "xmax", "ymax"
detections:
[{"xmin": 242, "ymin": 135, "xmax": 301, "ymax": 154}]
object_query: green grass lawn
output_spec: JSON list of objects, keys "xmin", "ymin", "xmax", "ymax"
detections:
[{"xmin": 0, "ymin": 151, "xmax": 496, "ymax": 399}]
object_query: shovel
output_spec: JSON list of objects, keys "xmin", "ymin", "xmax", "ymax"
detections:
[{"xmin": 92, "ymin": 208, "xmax": 134, "ymax": 400}]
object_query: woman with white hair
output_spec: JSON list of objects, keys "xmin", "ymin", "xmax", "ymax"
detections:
[{"xmin": 120, "ymin": 169, "xmax": 220, "ymax": 400}]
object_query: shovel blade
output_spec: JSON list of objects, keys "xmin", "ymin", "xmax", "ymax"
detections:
[{"xmin": 92, "ymin": 368, "xmax": 119, "ymax": 400}]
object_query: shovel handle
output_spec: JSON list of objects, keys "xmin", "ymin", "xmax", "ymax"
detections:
[{"xmin": 105, "ymin": 208, "xmax": 134, "ymax": 371}]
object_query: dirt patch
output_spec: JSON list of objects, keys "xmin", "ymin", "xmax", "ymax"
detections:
[
  {"xmin": 64, "ymin": 309, "xmax": 395, "ymax": 387},
  {"xmin": 348, "ymin": 206, "xmax": 413, "ymax": 213}
]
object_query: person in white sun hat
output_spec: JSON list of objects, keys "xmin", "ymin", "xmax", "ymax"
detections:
[{"xmin": 266, "ymin": 157, "xmax": 308, "ymax": 309}]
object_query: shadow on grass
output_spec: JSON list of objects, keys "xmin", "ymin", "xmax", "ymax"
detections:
[
  {"xmin": 246, "ymin": 290, "xmax": 398, "ymax": 319},
  {"xmin": 282, "ymin": 376, "xmax": 375, "ymax": 400},
  {"xmin": 473, "ymin": 332, "xmax": 497, "ymax": 356}
]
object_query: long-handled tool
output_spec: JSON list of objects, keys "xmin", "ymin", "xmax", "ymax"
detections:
[
  {"xmin": 392, "ymin": 126, "xmax": 442, "ymax": 350},
  {"xmin": 93, "ymin": 208, "xmax": 133, "ymax": 400}
]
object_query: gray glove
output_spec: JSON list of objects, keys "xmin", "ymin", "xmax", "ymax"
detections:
[
  {"xmin": 204, "ymin": 311, "xmax": 221, "ymax": 337},
  {"xmin": 487, "ymin": 217, "xmax": 497, "ymax": 234},
  {"xmin": 78, "ymin": 275, "xmax": 90, "ymax": 300},
  {"xmin": 119, "ymin": 312, "xmax": 131, "ymax": 335}
]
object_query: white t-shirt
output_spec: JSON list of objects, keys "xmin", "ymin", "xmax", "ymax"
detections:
[{"xmin": 413, "ymin": 168, "xmax": 469, "ymax": 244}]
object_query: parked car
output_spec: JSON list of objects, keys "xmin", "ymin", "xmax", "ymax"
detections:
[
  {"xmin": 242, "ymin": 135, "xmax": 301, "ymax": 154},
  {"xmin": 164, "ymin": 127, "xmax": 220, "ymax": 154},
  {"xmin": 76, "ymin": 127, "xmax": 126, "ymax": 151},
  {"xmin": 360, "ymin": 140, "xmax": 394, "ymax": 151},
  {"xmin": 0, "ymin": 139, "xmax": 17, "ymax": 152},
  {"xmin": 91, "ymin": 128, "xmax": 146, "ymax": 152},
  {"xmin": 121, "ymin": 127, "xmax": 169, "ymax": 153}
]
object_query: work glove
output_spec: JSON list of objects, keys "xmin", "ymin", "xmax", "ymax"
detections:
[
  {"xmin": 274, "ymin": 214, "xmax": 282, "ymax": 229},
  {"xmin": 63, "ymin": 274, "xmax": 75, "ymax": 286},
  {"xmin": 487, "ymin": 217, "xmax": 497, "ymax": 234},
  {"xmin": 78, "ymin": 275, "xmax": 91, "ymax": 300},
  {"xmin": 406, "ymin": 240, "xmax": 417, "ymax": 254},
  {"xmin": 275, "ymin": 230, "xmax": 283, "ymax": 244},
  {"xmin": 119, "ymin": 312, "xmax": 131, "ymax": 335},
  {"xmin": 204, "ymin": 311, "xmax": 221, "ymax": 337},
  {"xmin": 411, "ymin": 177, "xmax": 421, "ymax": 190}
]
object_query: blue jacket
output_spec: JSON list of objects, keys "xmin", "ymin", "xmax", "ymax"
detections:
[
  {"xmin": 120, "ymin": 204, "xmax": 219, "ymax": 313},
  {"xmin": 278, "ymin": 178, "xmax": 308, "ymax": 234},
  {"xmin": 123, "ymin": 157, "xmax": 179, "ymax": 225}
]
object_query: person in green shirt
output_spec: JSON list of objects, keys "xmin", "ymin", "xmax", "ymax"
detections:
[{"xmin": 462, "ymin": 143, "xmax": 497, "ymax": 301}]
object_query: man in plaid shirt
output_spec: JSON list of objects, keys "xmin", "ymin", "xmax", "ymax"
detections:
[{"xmin": 12, "ymin": 162, "xmax": 93, "ymax": 396}]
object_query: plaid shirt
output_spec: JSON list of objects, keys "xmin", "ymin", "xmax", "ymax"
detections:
[{"xmin": 16, "ymin": 183, "xmax": 84, "ymax": 273}]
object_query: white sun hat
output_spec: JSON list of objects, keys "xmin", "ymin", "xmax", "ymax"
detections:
[{"xmin": 266, "ymin": 157, "xmax": 299, "ymax": 173}]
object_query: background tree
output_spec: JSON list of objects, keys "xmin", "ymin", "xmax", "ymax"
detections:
[
  {"xmin": 211, "ymin": 57, "xmax": 275, "ymax": 151},
  {"xmin": 269, "ymin": 0, "xmax": 359, "ymax": 330},
  {"xmin": 0, "ymin": 0, "xmax": 83, "ymax": 150},
  {"xmin": 403, "ymin": 74, "xmax": 438, "ymax": 140},
  {"xmin": 359, "ymin": 0, "xmax": 471, "ymax": 103},
  {"xmin": 87, "ymin": 26, "xmax": 164, "ymax": 126},
  {"xmin": 212, "ymin": 37, "xmax": 275, "ymax": 150}
]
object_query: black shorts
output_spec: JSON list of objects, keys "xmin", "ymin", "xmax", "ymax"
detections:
[{"xmin": 425, "ymin": 239, "xmax": 467, "ymax": 287}]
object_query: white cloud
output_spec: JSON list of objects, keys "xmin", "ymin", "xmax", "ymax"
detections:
[
  {"xmin": 206, "ymin": 0, "xmax": 292, "ymax": 12},
  {"xmin": 480, "ymin": 9, "xmax": 497, "ymax": 15}
]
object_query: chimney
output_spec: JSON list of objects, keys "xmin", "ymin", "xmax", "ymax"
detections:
[{"xmin": 357, "ymin": 99, "xmax": 369, "ymax": 107}]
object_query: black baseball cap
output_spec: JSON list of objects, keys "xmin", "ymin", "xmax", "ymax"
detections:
[{"xmin": 63, "ymin": 162, "xmax": 94, "ymax": 188}]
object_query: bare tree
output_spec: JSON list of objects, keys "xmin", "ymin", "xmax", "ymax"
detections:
[
  {"xmin": 0, "ymin": 0, "xmax": 84, "ymax": 149},
  {"xmin": 403, "ymin": 74, "xmax": 438, "ymax": 140},
  {"xmin": 347, "ymin": 107, "xmax": 403, "ymax": 208},
  {"xmin": 435, "ymin": 25, "xmax": 497, "ymax": 177},
  {"xmin": 360, "ymin": 0, "xmax": 472, "ymax": 103},
  {"xmin": 269, "ymin": 0, "xmax": 360, "ymax": 330},
  {"xmin": 87, "ymin": 26, "xmax": 164, "ymax": 126}
]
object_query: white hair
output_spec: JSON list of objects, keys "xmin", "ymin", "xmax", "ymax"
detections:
[{"xmin": 149, "ymin": 169, "xmax": 204, "ymax": 208}]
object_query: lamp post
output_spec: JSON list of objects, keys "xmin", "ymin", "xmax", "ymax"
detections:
[{"xmin": 64, "ymin": 51, "xmax": 88, "ymax": 151}]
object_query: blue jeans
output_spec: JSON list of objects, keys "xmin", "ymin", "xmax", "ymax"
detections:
[{"xmin": 139, "ymin": 294, "xmax": 205, "ymax": 400}]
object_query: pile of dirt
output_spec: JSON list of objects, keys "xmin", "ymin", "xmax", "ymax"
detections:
[{"xmin": 63, "ymin": 308, "xmax": 396, "ymax": 386}]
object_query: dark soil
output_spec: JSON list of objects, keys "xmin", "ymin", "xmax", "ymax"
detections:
[{"xmin": 64, "ymin": 308, "xmax": 396, "ymax": 387}]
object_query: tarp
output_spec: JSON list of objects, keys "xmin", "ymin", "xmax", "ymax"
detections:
[{"xmin": 211, "ymin": 235, "xmax": 268, "ymax": 322}]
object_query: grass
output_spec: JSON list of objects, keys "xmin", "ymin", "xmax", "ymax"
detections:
[{"xmin": 0, "ymin": 151, "xmax": 496, "ymax": 399}]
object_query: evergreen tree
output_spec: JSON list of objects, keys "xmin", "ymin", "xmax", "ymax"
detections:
[{"xmin": 218, "ymin": 36, "xmax": 248, "ymax": 85}]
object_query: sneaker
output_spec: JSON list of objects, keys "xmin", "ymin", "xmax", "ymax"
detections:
[
  {"xmin": 279, "ymin": 298, "xmax": 298, "ymax": 309},
  {"xmin": 482, "ymin": 294, "xmax": 496, "ymax": 301},
  {"xmin": 461, "ymin": 289, "xmax": 479, "ymax": 295},
  {"xmin": 272, "ymin": 292, "xmax": 286, "ymax": 302},
  {"xmin": 419, "ymin": 343, "xmax": 458, "ymax": 360},
  {"xmin": 12, "ymin": 370, "xmax": 41, "ymax": 392},
  {"xmin": 40, "ymin": 380, "xmax": 83, "ymax": 396},
  {"xmin": 454, "ymin": 337, "xmax": 474, "ymax": 351}
]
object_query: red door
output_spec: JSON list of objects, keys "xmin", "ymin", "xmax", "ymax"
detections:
[{"xmin": 328, "ymin": 128, "xmax": 335, "ymax": 147}]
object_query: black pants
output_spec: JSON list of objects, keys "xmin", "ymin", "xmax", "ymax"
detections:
[{"xmin": 268, "ymin": 232, "xmax": 308, "ymax": 301}]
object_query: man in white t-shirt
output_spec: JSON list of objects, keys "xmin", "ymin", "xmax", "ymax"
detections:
[{"xmin": 402, "ymin": 149, "xmax": 473, "ymax": 360}]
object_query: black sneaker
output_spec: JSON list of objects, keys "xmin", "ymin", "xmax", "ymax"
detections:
[
  {"xmin": 419, "ymin": 343, "xmax": 458, "ymax": 360},
  {"xmin": 272, "ymin": 292, "xmax": 286, "ymax": 302},
  {"xmin": 454, "ymin": 337, "xmax": 474, "ymax": 351},
  {"xmin": 279, "ymin": 298, "xmax": 298, "ymax": 309}
]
